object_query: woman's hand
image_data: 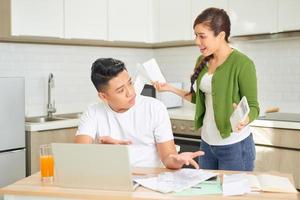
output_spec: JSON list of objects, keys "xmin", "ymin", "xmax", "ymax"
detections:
[
  {"xmin": 152, "ymin": 81, "xmax": 172, "ymax": 92},
  {"xmin": 232, "ymin": 103, "xmax": 250, "ymax": 132},
  {"xmin": 98, "ymin": 136, "xmax": 132, "ymax": 145},
  {"xmin": 169, "ymin": 151, "xmax": 205, "ymax": 169}
]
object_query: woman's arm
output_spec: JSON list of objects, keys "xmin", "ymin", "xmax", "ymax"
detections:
[{"xmin": 152, "ymin": 82, "xmax": 193, "ymax": 102}]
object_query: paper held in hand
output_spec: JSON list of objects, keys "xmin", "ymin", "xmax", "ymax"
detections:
[
  {"xmin": 230, "ymin": 96, "xmax": 250, "ymax": 131},
  {"xmin": 142, "ymin": 58, "xmax": 166, "ymax": 83}
]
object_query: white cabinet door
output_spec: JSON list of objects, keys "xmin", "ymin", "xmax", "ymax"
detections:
[
  {"xmin": 108, "ymin": 0, "xmax": 151, "ymax": 42},
  {"xmin": 0, "ymin": 149, "xmax": 25, "ymax": 187},
  {"xmin": 158, "ymin": 0, "xmax": 192, "ymax": 42},
  {"xmin": 64, "ymin": 0, "xmax": 107, "ymax": 40},
  {"xmin": 228, "ymin": 0, "xmax": 277, "ymax": 36},
  {"xmin": 10, "ymin": 0, "xmax": 64, "ymax": 37},
  {"xmin": 278, "ymin": 0, "xmax": 300, "ymax": 32},
  {"xmin": 191, "ymin": 0, "xmax": 228, "ymax": 39}
]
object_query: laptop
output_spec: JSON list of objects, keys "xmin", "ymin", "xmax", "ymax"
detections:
[{"xmin": 51, "ymin": 143, "xmax": 135, "ymax": 191}]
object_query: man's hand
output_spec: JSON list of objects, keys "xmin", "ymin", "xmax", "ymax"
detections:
[
  {"xmin": 98, "ymin": 136, "xmax": 132, "ymax": 145},
  {"xmin": 169, "ymin": 151, "xmax": 205, "ymax": 169},
  {"xmin": 232, "ymin": 103, "xmax": 250, "ymax": 132}
]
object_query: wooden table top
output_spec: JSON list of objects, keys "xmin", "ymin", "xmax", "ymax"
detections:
[{"xmin": 0, "ymin": 167, "xmax": 298, "ymax": 200}]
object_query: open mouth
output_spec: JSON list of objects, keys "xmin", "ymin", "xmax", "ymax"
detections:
[{"xmin": 200, "ymin": 47, "xmax": 207, "ymax": 53}]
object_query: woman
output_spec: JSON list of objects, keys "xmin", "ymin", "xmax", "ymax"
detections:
[{"xmin": 153, "ymin": 7, "xmax": 259, "ymax": 171}]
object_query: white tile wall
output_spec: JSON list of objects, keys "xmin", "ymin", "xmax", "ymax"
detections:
[
  {"xmin": 154, "ymin": 38, "xmax": 300, "ymax": 115},
  {"xmin": 1, "ymin": 37, "xmax": 300, "ymax": 117},
  {"xmin": 0, "ymin": 43, "xmax": 153, "ymax": 117}
]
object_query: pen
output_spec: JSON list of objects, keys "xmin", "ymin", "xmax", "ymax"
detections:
[{"xmin": 191, "ymin": 186, "xmax": 202, "ymax": 189}]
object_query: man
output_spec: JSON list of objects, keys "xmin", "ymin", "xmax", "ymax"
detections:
[{"xmin": 75, "ymin": 58, "xmax": 204, "ymax": 169}]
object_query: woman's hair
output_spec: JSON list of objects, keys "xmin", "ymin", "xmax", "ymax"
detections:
[
  {"xmin": 189, "ymin": 7, "xmax": 231, "ymax": 94},
  {"xmin": 91, "ymin": 58, "xmax": 126, "ymax": 92}
]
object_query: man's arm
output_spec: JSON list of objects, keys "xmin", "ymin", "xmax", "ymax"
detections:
[
  {"xmin": 75, "ymin": 135, "xmax": 93, "ymax": 143},
  {"xmin": 75, "ymin": 134, "xmax": 131, "ymax": 145},
  {"xmin": 157, "ymin": 140, "xmax": 204, "ymax": 169}
]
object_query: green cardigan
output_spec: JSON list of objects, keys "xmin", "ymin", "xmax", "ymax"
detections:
[{"xmin": 191, "ymin": 49, "xmax": 260, "ymax": 138}]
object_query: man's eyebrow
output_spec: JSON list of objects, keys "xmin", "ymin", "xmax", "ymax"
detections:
[
  {"xmin": 115, "ymin": 78, "xmax": 131, "ymax": 91},
  {"xmin": 115, "ymin": 84, "xmax": 125, "ymax": 91}
]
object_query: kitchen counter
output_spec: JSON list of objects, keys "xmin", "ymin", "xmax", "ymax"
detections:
[
  {"xmin": 25, "ymin": 118, "xmax": 79, "ymax": 132},
  {"xmin": 25, "ymin": 105, "xmax": 300, "ymax": 131},
  {"xmin": 0, "ymin": 168, "xmax": 297, "ymax": 200}
]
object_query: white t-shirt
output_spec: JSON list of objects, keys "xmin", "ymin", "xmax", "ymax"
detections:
[
  {"xmin": 77, "ymin": 95, "xmax": 174, "ymax": 167},
  {"xmin": 200, "ymin": 73, "xmax": 251, "ymax": 145}
]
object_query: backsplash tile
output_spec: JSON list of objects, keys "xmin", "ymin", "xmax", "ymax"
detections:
[
  {"xmin": 1, "ymin": 37, "xmax": 299, "ymax": 117},
  {"xmin": 0, "ymin": 43, "xmax": 153, "ymax": 117}
]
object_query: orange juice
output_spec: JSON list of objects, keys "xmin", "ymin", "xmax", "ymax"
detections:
[{"xmin": 40, "ymin": 155, "xmax": 54, "ymax": 178}]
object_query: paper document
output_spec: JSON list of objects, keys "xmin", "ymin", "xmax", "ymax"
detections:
[
  {"xmin": 245, "ymin": 174, "xmax": 297, "ymax": 193},
  {"xmin": 175, "ymin": 176, "xmax": 222, "ymax": 196},
  {"xmin": 222, "ymin": 173, "xmax": 251, "ymax": 196},
  {"xmin": 134, "ymin": 75, "xmax": 147, "ymax": 95},
  {"xmin": 142, "ymin": 58, "xmax": 166, "ymax": 83},
  {"xmin": 133, "ymin": 169, "xmax": 218, "ymax": 193}
]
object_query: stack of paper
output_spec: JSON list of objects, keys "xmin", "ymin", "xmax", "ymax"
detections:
[
  {"xmin": 222, "ymin": 174, "xmax": 251, "ymax": 196},
  {"xmin": 134, "ymin": 58, "xmax": 167, "ymax": 95},
  {"xmin": 133, "ymin": 169, "xmax": 218, "ymax": 193},
  {"xmin": 142, "ymin": 58, "xmax": 166, "ymax": 83},
  {"xmin": 223, "ymin": 173, "xmax": 297, "ymax": 196},
  {"xmin": 245, "ymin": 174, "xmax": 297, "ymax": 193}
]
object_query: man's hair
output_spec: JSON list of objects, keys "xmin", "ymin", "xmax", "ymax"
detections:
[{"xmin": 91, "ymin": 58, "xmax": 126, "ymax": 92}]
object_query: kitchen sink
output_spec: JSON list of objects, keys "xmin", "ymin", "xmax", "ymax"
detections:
[
  {"xmin": 56, "ymin": 112, "xmax": 82, "ymax": 119},
  {"xmin": 25, "ymin": 113, "xmax": 82, "ymax": 123},
  {"xmin": 25, "ymin": 116, "xmax": 66, "ymax": 123}
]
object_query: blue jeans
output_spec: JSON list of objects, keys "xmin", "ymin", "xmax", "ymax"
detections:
[{"xmin": 199, "ymin": 134, "xmax": 256, "ymax": 171}]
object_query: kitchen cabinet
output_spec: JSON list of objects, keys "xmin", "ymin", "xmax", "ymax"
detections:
[
  {"xmin": 157, "ymin": 0, "xmax": 192, "ymax": 42},
  {"xmin": 10, "ymin": 0, "xmax": 64, "ymax": 37},
  {"xmin": 278, "ymin": 0, "xmax": 300, "ymax": 32},
  {"xmin": 26, "ymin": 128, "xmax": 77, "ymax": 176},
  {"xmin": 64, "ymin": 0, "xmax": 107, "ymax": 40},
  {"xmin": 191, "ymin": 0, "xmax": 228, "ymax": 39},
  {"xmin": 108, "ymin": 0, "xmax": 152, "ymax": 42},
  {"xmin": 228, "ymin": 0, "xmax": 277, "ymax": 36},
  {"xmin": 251, "ymin": 126, "xmax": 300, "ymax": 189}
]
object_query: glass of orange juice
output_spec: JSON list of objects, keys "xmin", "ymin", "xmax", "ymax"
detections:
[{"xmin": 40, "ymin": 144, "xmax": 54, "ymax": 182}]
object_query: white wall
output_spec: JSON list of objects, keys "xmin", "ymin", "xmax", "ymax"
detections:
[
  {"xmin": 0, "ymin": 43, "xmax": 153, "ymax": 117},
  {"xmin": 1, "ymin": 37, "xmax": 300, "ymax": 117},
  {"xmin": 154, "ymin": 37, "xmax": 300, "ymax": 115}
]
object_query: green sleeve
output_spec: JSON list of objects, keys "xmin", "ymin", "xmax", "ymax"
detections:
[
  {"xmin": 191, "ymin": 93, "xmax": 196, "ymax": 104},
  {"xmin": 238, "ymin": 60, "xmax": 260, "ymax": 122}
]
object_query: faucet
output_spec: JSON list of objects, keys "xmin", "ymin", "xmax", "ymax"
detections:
[{"xmin": 47, "ymin": 73, "xmax": 56, "ymax": 118}]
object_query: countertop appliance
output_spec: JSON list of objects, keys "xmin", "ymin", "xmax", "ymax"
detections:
[
  {"xmin": 0, "ymin": 77, "xmax": 26, "ymax": 190},
  {"xmin": 260, "ymin": 112, "xmax": 300, "ymax": 122},
  {"xmin": 141, "ymin": 82, "xmax": 183, "ymax": 108}
]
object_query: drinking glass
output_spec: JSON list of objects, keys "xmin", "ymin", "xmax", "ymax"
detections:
[{"xmin": 40, "ymin": 144, "xmax": 54, "ymax": 182}]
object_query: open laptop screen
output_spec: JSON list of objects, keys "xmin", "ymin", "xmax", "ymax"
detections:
[{"xmin": 51, "ymin": 143, "xmax": 134, "ymax": 191}]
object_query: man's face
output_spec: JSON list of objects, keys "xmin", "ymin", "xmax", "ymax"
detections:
[{"xmin": 98, "ymin": 70, "xmax": 136, "ymax": 112}]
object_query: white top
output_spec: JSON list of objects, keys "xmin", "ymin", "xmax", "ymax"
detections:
[
  {"xmin": 199, "ymin": 73, "xmax": 250, "ymax": 145},
  {"xmin": 77, "ymin": 95, "xmax": 173, "ymax": 167}
]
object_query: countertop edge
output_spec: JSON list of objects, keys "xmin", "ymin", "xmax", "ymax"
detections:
[{"xmin": 25, "ymin": 106, "xmax": 300, "ymax": 131}]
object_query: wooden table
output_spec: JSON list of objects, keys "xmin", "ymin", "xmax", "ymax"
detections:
[{"xmin": 0, "ymin": 168, "xmax": 298, "ymax": 200}]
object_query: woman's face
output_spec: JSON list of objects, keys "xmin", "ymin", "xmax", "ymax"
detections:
[{"xmin": 194, "ymin": 23, "xmax": 223, "ymax": 57}]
